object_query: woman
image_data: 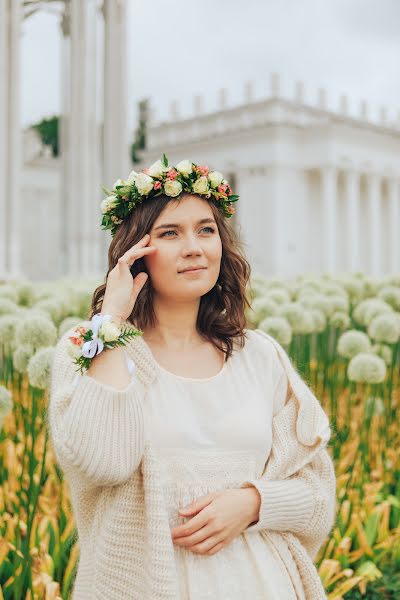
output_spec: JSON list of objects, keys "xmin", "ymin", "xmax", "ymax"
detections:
[{"xmin": 48, "ymin": 156, "xmax": 336, "ymax": 600}]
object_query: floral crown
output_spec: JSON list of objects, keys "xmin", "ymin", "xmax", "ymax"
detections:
[{"xmin": 100, "ymin": 153, "xmax": 239, "ymax": 237}]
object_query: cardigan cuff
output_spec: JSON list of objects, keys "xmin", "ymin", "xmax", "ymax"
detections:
[{"xmin": 240, "ymin": 478, "xmax": 315, "ymax": 534}]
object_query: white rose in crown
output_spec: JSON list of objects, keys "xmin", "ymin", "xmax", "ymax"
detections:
[
  {"xmin": 135, "ymin": 172, "xmax": 154, "ymax": 195},
  {"xmin": 99, "ymin": 320, "xmax": 121, "ymax": 342},
  {"xmin": 193, "ymin": 176, "xmax": 209, "ymax": 194},
  {"xmin": 100, "ymin": 195, "xmax": 118, "ymax": 214},
  {"xmin": 164, "ymin": 180, "xmax": 183, "ymax": 197},
  {"xmin": 148, "ymin": 160, "xmax": 169, "ymax": 178},
  {"xmin": 175, "ymin": 159, "xmax": 193, "ymax": 177},
  {"xmin": 127, "ymin": 170, "xmax": 139, "ymax": 184},
  {"xmin": 208, "ymin": 171, "xmax": 224, "ymax": 188}
]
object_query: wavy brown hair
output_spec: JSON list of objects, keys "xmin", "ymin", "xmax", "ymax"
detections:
[{"xmin": 90, "ymin": 193, "xmax": 252, "ymax": 359}]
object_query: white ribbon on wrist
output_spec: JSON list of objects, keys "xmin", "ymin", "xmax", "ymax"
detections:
[{"xmin": 81, "ymin": 313, "xmax": 113, "ymax": 359}]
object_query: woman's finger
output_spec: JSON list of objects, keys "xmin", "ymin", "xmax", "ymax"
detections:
[{"xmin": 118, "ymin": 245, "xmax": 156, "ymax": 268}]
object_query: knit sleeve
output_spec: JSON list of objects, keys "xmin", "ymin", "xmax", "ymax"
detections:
[
  {"xmin": 239, "ymin": 331, "xmax": 336, "ymax": 558},
  {"xmin": 240, "ymin": 445, "xmax": 336, "ymax": 546},
  {"xmin": 47, "ymin": 330, "xmax": 147, "ymax": 488}
]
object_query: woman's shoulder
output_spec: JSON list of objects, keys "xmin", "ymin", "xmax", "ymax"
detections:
[{"xmin": 242, "ymin": 327, "xmax": 285, "ymax": 362}]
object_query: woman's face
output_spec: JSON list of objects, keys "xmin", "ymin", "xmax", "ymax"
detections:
[{"xmin": 143, "ymin": 194, "xmax": 223, "ymax": 300}]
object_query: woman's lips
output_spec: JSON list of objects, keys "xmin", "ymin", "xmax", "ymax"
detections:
[{"xmin": 179, "ymin": 267, "xmax": 207, "ymax": 274}]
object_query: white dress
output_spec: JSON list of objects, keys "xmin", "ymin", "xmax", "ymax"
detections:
[{"xmin": 137, "ymin": 332, "xmax": 300, "ymax": 600}]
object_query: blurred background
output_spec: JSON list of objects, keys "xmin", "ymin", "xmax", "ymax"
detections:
[
  {"xmin": 1, "ymin": 2, "xmax": 400, "ymax": 599},
  {"xmin": 1, "ymin": 0, "xmax": 400, "ymax": 281}
]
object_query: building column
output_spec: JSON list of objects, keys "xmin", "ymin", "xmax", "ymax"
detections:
[
  {"xmin": 388, "ymin": 177, "xmax": 400, "ymax": 273},
  {"xmin": 344, "ymin": 168, "xmax": 360, "ymax": 272},
  {"xmin": 101, "ymin": 0, "xmax": 129, "ymax": 258},
  {"xmin": 0, "ymin": 0, "xmax": 22, "ymax": 279},
  {"xmin": 367, "ymin": 172, "xmax": 382, "ymax": 276},
  {"xmin": 321, "ymin": 165, "xmax": 337, "ymax": 273}
]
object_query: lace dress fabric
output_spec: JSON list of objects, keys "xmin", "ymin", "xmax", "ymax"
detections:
[{"xmin": 140, "ymin": 335, "xmax": 300, "ymax": 600}]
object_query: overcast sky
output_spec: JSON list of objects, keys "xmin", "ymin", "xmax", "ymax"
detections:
[{"xmin": 21, "ymin": 0, "xmax": 400, "ymax": 130}]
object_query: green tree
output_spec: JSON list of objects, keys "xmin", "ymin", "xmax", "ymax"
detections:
[
  {"xmin": 31, "ymin": 115, "xmax": 59, "ymax": 157},
  {"xmin": 130, "ymin": 98, "xmax": 149, "ymax": 164}
]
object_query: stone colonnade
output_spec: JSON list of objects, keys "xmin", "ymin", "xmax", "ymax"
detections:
[
  {"xmin": 317, "ymin": 167, "xmax": 399, "ymax": 276},
  {"xmin": 236, "ymin": 165, "xmax": 400, "ymax": 278},
  {"xmin": 0, "ymin": 0, "xmax": 22, "ymax": 278},
  {"xmin": 0, "ymin": 0, "xmax": 129, "ymax": 279}
]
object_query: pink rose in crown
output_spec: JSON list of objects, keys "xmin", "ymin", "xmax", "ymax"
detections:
[
  {"xmin": 217, "ymin": 184, "xmax": 228, "ymax": 195},
  {"xmin": 227, "ymin": 205, "xmax": 235, "ymax": 214},
  {"xmin": 167, "ymin": 169, "xmax": 178, "ymax": 180},
  {"xmin": 142, "ymin": 168, "xmax": 150, "ymax": 174},
  {"xmin": 196, "ymin": 165, "xmax": 209, "ymax": 176},
  {"xmin": 154, "ymin": 181, "xmax": 162, "ymax": 190}
]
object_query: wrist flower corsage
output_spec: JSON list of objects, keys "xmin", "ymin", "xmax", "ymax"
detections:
[{"xmin": 66, "ymin": 313, "xmax": 142, "ymax": 374}]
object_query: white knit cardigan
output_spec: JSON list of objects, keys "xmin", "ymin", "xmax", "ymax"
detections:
[{"xmin": 48, "ymin": 327, "xmax": 337, "ymax": 600}]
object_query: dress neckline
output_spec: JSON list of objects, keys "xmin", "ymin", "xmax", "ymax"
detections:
[{"xmin": 138, "ymin": 335, "xmax": 232, "ymax": 383}]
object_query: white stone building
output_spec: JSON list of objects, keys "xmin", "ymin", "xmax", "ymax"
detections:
[
  {"xmin": 140, "ymin": 77, "xmax": 400, "ymax": 280},
  {"xmin": 1, "ymin": 1, "xmax": 400, "ymax": 281}
]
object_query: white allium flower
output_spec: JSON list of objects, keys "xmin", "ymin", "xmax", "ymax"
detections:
[
  {"xmin": 337, "ymin": 330, "xmax": 371, "ymax": 359},
  {"xmin": 363, "ymin": 277, "xmax": 380, "ymax": 297},
  {"xmin": 252, "ymin": 297, "xmax": 279, "ymax": 323},
  {"xmin": 299, "ymin": 294, "xmax": 335, "ymax": 317},
  {"xmin": 377, "ymin": 286, "xmax": 400, "ymax": 311},
  {"xmin": 15, "ymin": 314, "xmax": 58, "ymax": 349},
  {"xmin": 0, "ymin": 385, "xmax": 13, "ymax": 426},
  {"xmin": 278, "ymin": 302, "xmax": 314, "ymax": 334},
  {"xmin": 59, "ymin": 316, "xmax": 84, "ymax": 337},
  {"xmin": 13, "ymin": 280, "xmax": 36, "ymax": 306},
  {"xmin": 264, "ymin": 288, "xmax": 291, "ymax": 305},
  {"xmin": 330, "ymin": 311, "xmax": 351, "ymax": 330},
  {"xmin": 364, "ymin": 300, "xmax": 394, "ymax": 326},
  {"xmin": 264, "ymin": 278, "xmax": 288, "ymax": 291},
  {"xmin": 0, "ymin": 298, "xmax": 18, "ymax": 316},
  {"xmin": 368, "ymin": 313, "xmax": 400, "ymax": 345},
  {"xmin": 33, "ymin": 298, "xmax": 66, "ymax": 325},
  {"xmin": 248, "ymin": 274, "xmax": 269, "ymax": 299},
  {"xmin": 13, "ymin": 344, "xmax": 34, "ymax": 373},
  {"xmin": 27, "ymin": 346, "xmax": 55, "ymax": 390},
  {"xmin": 353, "ymin": 298, "xmax": 393, "ymax": 327},
  {"xmin": 69, "ymin": 289, "xmax": 92, "ymax": 319},
  {"xmin": 0, "ymin": 284, "xmax": 18, "ymax": 303},
  {"xmin": 320, "ymin": 281, "xmax": 348, "ymax": 299},
  {"xmin": 337, "ymin": 277, "xmax": 364, "ymax": 303},
  {"xmin": 310, "ymin": 309, "xmax": 327, "ymax": 333},
  {"xmin": 0, "ymin": 314, "xmax": 22, "ymax": 352},
  {"xmin": 347, "ymin": 352, "xmax": 386, "ymax": 384},
  {"xmin": 258, "ymin": 316, "xmax": 292, "ymax": 346},
  {"xmin": 371, "ymin": 343, "xmax": 393, "ymax": 366},
  {"xmin": 381, "ymin": 274, "xmax": 400, "ymax": 288},
  {"xmin": 329, "ymin": 295, "xmax": 350, "ymax": 313}
]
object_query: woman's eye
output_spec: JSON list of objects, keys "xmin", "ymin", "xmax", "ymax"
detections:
[{"xmin": 160, "ymin": 227, "xmax": 215, "ymax": 238}]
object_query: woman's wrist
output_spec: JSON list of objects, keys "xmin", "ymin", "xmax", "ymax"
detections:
[{"xmin": 100, "ymin": 307, "xmax": 123, "ymax": 327}]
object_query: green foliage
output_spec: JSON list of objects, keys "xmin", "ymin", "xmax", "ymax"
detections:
[
  {"xmin": 31, "ymin": 115, "xmax": 59, "ymax": 157},
  {"xmin": 130, "ymin": 98, "xmax": 149, "ymax": 164}
]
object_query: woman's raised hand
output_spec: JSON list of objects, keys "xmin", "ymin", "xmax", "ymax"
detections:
[{"xmin": 101, "ymin": 233, "xmax": 156, "ymax": 324}]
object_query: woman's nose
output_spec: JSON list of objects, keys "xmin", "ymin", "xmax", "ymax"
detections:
[{"xmin": 181, "ymin": 235, "xmax": 203, "ymax": 254}]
